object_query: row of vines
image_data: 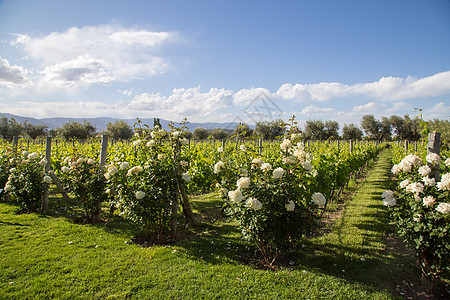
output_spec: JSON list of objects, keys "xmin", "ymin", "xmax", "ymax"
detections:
[{"xmin": 1, "ymin": 122, "xmax": 383, "ymax": 264}]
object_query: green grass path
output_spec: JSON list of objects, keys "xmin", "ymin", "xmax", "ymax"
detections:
[{"xmin": 0, "ymin": 150, "xmax": 412, "ymax": 299}]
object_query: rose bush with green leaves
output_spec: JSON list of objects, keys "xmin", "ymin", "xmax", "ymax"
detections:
[
  {"xmin": 383, "ymin": 152, "xmax": 450, "ymax": 280},
  {"xmin": 214, "ymin": 135, "xmax": 325, "ymax": 264},
  {"xmin": 106, "ymin": 123, "xmax": 191, "ymax": 242},
  {"xmin": 3, "ymin": 151, "xmax": 49, "ymax": 212},
  {"xmin": 59, "ymin": 155, "xmax": 107, "ymax": 221}
]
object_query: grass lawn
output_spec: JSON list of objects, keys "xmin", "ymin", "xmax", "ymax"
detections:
[{"xmin": 0, "ymin": 150, "xmax": 429, "ymax": 299}]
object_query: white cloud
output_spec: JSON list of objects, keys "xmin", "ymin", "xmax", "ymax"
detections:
[
  {"xmin": 300, "ymin": 105, "xmax": 335, "ymax": 116},
  {"xmin": 233, "ymin": 87, "xmax": 272, "ymax": 106},
  {"xmin": 123, "ymin": 86, "xmax": 234, "ymax": 119},
  {"xmin": 424, "ymin": 102, "xmax": 450, "ymax": 120},
  {"xmin": 10, "ymin": 24, "xmax": 177, "ymax": 91},
  {"xmin": 274, "ymin": 71, "xmax": 450, "ymax": 102},
  {"xmin": 0, "ymin": 57, "xmax": 32, "ymax": 88}
]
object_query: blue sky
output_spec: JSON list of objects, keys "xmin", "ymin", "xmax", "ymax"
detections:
[{"xmin": 0, "ymin": 0, "xmax": 449, "ymax": 129}]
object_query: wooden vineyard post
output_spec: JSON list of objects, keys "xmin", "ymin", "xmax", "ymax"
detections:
[
  {"xmin": 427, "ymin": 132, "xmax": 440, "ymax": 181},
  {"xmin": 404, "ymin": 140, "xmax": 408, "ymax": 154},
  {"xmin": 12, "ymin": 136, "xmax": 19, "ymax": 153},
  {"xmin": 42, "ymin": 136, "xmax": 51, "ymax": 211},
  {"xmin": 222, "ymin": 139, "xmax": 226, "ymax": 150},
  {"xmin": 350, "ymin": 139, "xmax": 353, "ymax": 153},
  {"xmin": 258, "ymin": 139, "xmax": 262, "ymax": 156},
  {"xmin": 96, "ymin": 135, "xmax": 108, "ymax": 221}
]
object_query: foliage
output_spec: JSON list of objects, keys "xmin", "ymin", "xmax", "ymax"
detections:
[
  {"xmin": 234, "ymin": 122, "xmax": 253, "ymax": 139},
  {"xmin": 254, "ymin": 119, "xmax": 285, "ymax": 140},
  {"xmin": 361, "ymin": 114, "xmax": 391, "ymax": 142},
  {"xmin": 0, "ymin": 117, "xmax": 23, "ymax": 141},
  {"xmin": 59, "ymin": 155, "xmax": 108, "ymax": 221},
  {"xmin": 23, "ymin": 121, "xmax": 48, "ymax": 140},
  {"xmin": 58, "ymin": 121, "xmax": 96, "ymax": 141},
  {"xmin": 389, "ymin": 115, "xmax": 421, "ymax": 141},
  {"xmin": 214, "ymin": 128, "xmax": 324, "ymax": 264},
  {"xmin": 303, "ymin": 120, "xmax": 339, "ymax": 140},
  {"xmin": 106, "ymin": 121, "xmax": 191, "ymax": 241},
  {"xmin": 3, "ymin": 151, "xmax": 48, "ymax": 211},
  {"xmin": 342, "ymin": 123, "xmax": 363, "ymax": 140},
  {"xmin": 385, "ymin": 149, "xmax": 450, "ymax": 282},
  {"xmin": 105, "ymin": 120, "xmax": 133, "ymax": 140},
  {"xmin": 210, "ymin": 128, "xmax": 229, "ymax": 140},
  {"xmin": 192, "ymin": 127, "xmax": 209, "ymax": 140}
]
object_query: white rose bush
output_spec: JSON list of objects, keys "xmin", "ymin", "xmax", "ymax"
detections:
[
  {"xmin": 2, "ymin": 150, "xmax": 49, "ymax": 212},
  {"xmin": 385, "ymin": 150, "xmax": 450, "ymax": 281},
  {"xmin": 58, "ymin": 154, "xmax": 108, "ymax": 221},
  {"xmin": 214, "ymin": 132, "xmax": 326, "ymax": 265},
  {"xmin": 105, "ymin": 120, "xmax": 192, "ymax": 242}
]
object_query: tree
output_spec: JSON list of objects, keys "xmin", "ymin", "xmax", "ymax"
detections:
[
  {"xmin": 210, "ymin": 128, "xmax": 229, "ymax": 140},
  {"xmin": 303, "ymin": 120, "xmax": 339, "ymax": 140},
  {"xmin": 192, "ymin": 127, "xmax": 209, "ymax": 140},
  {"xmin": 254, "ymin": 119, "xmax": 285, "ymax": 140},
  {"xmin": 342, "ymin": 124, "xmax": 363, "ymax": 140},
  {"xmin": 58, "ymin": 121, "xmax": 96, "ymax": 141},
  {"xmin": 106, "ymin": 120, "xmax": 133, "ymax": 140},
  {"xmin": 303, "ymin": 120, "xmax": 324, "ymax": 140},
  {"xmin": 234, "ymin": 123, "xmax": 253, "ymax": 139},
  {"xmin": 389, "ymin": 115, "xmax": 421, "ymax": 141},
  {"xmin": 323, "ymin": 120, "xmax": 339, "ymax": 140},
  {"xmin": 23, "ymin": 121, "xmax": 48, "ymax": 140},
  {"xmin": 361, "ymin": 114, "xmax": 391, "ymax": 142},
  {"xmin": 0, "ymin": 117, "xmax": 23, "ymax": 141}
]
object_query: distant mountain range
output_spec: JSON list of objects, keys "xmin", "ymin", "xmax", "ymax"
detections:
[{"xmin": 0, "ymin": 112, "xmax": 244, "ymax": 132}]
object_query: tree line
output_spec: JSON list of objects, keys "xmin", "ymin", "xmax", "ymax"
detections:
[{"xmin": 0, "ymin": 114, "xmax": 448, "ymax": 142}]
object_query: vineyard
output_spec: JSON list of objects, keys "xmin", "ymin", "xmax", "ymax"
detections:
[{"xmin": 0, "ymin": 125, "xmax": 449, "ymax": 299}]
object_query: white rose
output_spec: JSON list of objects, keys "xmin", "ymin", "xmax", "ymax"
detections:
[
  {"xmin": 418, "ymin": 165, "xmax": 432, "ymax": 177},
  {"xmin": 283, "ymin": 156, "xmax": 297, "ymax": 164},
  {"xmin": 43, "ymin": 175, "xmax": 52, "ymax": 184},
  {"xmin": 120, "ymin": 162, "xmax": 130, "ymax": 170},
  {"xmin": 147, "ymin": 140, "xmax": 156, "ymax": 147},
  {"xmin": 383, "ymin": 197, "xmax": 396, "ymax": 207},
  {"xmin": 426, "ymin": 153, "xmax": 441, "ymax": 166},
  {"xmin": 246, "ymin": 197, "xmax": 262, "ymax": 210},
  {"xmin": 77, "ymin": 158, "xmax": 85, "ymax": 164},
  {"xmin": 214, "ymin": 161, "xmax": 225, "ymax": 174},
  {"xmin": 285, "ymin": 200, "xmax": 295, "ymax": 211},
  {"xmin": 135, "ymin": 191, "xmax": 146, "ymax": 200},
  {"xmin": 158, "ymin": 153, "xmax": 166, "ymax": 160},
  {"xmin": 312, "ymin": 192, "xmax": 326, "ymax": 207},
  {"xmin": 4, "ymin": 184, "xmax": 12, "ymax": 192},
  {"xmin": 228, "ymin": 190, "xmax": 243, "ymax": 203},
  {"xmin": 61, "ymin": 166, "xmax": 70, "ymax": 173},
  {"xmin": 399, "ymin": 179, "xmax": 410, "ymax": 189},
  {"xmin": 28, "ymin": 152, "xmax": 38, "ymax": 160},
  {"xmin": 236, "ymin": 177, "xmax": 251, "ymax": 189},
  {"xmin": 272, "ymin": 167, "xmax": 286, "ymax": 179},
  {"xmin": 422, "ymin": 196, "xmax": 436, "ymax": 207},
  {"xmin": 133, "ymin": 139, "xmax": 142, "ymax": 146},
  {"xmin": 107, "ymin": 166, "xmax": 118, "ymax": 175},
  {"xmin": 422, "ymin": 176, "xmax": 436, "ymax": 186},
  {"xmin": 301, "ymin": 161, "xmax": 313, "ymax": 172},
  {"xmin": 217, "ymin": 147, "xmax": 223, "ymax": 153},
  {"xmin": 22, "ymin": 151, "xmax": 29, "ymax": 158},
  {"xmin": 239, "ymin": 145, "xmax": 247, "ymax": 152},
  {"xmin": 437, "ymin": 173, "xmax": 450, "ymax": 191},
  {"xmin": 104, "ymin": 172, "xmax": 111, "ymax": 180},
  {"xmin": 251, "ymin": 158, "xmax": 264, "ymax": 168},
  {"xmin": 436, "ymin": 202, "xmax": 450, "ymax": 214},
  {"xmin": 280, "ymin": 139, "xmax": 292, "ymax": 150},
  {"xmin": 382, "ymin": 190, "xmax": 394, "ymax": 199},
  {"xmin": 445, "ymin": 158, "xmax": 450, "ymax": 167},
  {"xmin": 87, "ymin": 158, "xmax": 96, "ymax": 164},
  {"xmin": 261, "ymin": 163, "xmax": 272, "ymax": 172},
  {"xmin": 181, "ymin": 172, "xmax": 191, "ymax": 183}
]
